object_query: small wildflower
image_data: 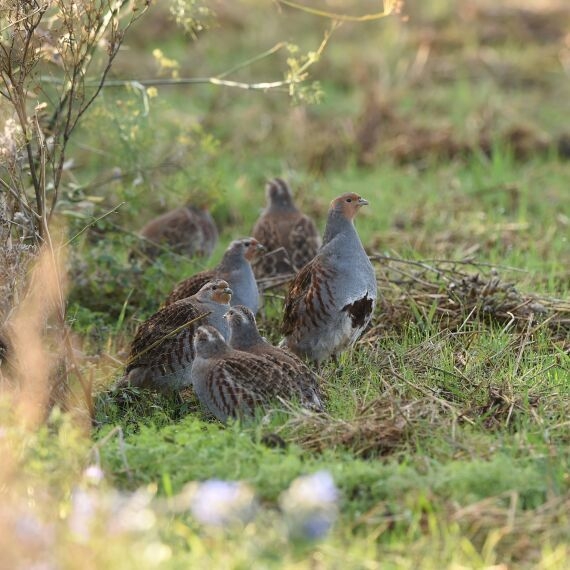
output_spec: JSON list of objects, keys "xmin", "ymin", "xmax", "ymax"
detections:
[
  {"xmin": 186, "ymin": 480, "xmax": 257, "ymax": 527},
  {"xmin": 108, "ymin": 488, "xmax": 156, "ymax": 534},
  {"xmin": 83, "ymin": 465, "xmax": 104, "ymax": 485},
  {"xmin": 280, "ymin": 471, "xmax": 339, "ymax": 540}
]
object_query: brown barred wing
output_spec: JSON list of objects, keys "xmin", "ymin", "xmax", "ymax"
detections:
[
  {"xmin": 126, "ymin": 300, "xmax": 210, "ymax": 374},
  {"xmin": 198, "ymin": 353, "xmax": 317, "ymax": 421},
  {"xmin": 288, "ymin": 215, "xmax": 321, "ymax": 271},
  {"xmin": 260, "ymin": 351, "xmax": 324, "ymax": 411},
  {"xmin": 251, "ymin": 214, "xmax": 280, "ymax": 253},
  {"xmin": 251, "ymin": 216, "xmax": 289, "ymax": 279},
  {"xmin": 253, "ymin": 247, "xmax": 294, "ymax": 281},
  {"xmin": 199, "ymin": 356, "xmax": 271, "ymax": 421},
  {"xmin": 282, "ymin": 257, "xmax": 336, "ymax": 338}
]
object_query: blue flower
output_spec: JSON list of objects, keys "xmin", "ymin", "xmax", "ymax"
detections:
[
  {"xmin": 187, "ymin": 480, "xmax": 257, "ymax": 527},
  {"xmin": 280, "ymin": 471, "xmax": 339, "ymax": 540}
]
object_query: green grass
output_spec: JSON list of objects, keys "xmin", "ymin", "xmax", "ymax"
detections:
[{"xmin": 2, "ymin": 0, "xmax": 570, "ymax": 568}]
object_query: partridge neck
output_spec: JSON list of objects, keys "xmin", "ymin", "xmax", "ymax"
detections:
[
  {"xmin": 218, "ymin": 250, "xmax": 243, "ymax": 271},
  {"xmin": 322, "ymin": 210, "xmax": 358, "ymax": 245},
  {"xmin": 197, "ymin": 340, "xmax": 231, "ymax": 359},
  {"xmin": 230, "ymin": 324, "xmax": 263, "ymax": 351}
]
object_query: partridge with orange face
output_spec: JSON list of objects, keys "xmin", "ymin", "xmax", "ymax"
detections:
[
  {"xmin": 191, "ymin": 325, "xmax": 322, "ymax": 422},
  {"xmin": 225, "ymin": 305, "xmax": 323, "ymax": 410},
  {"xmin": 136, "ymin": 205, "xmax": 218, "ymax": 260},
  {"xmin": 281, "ymin": 193, "xmax": 377, "ymax": 364},
  {"xmin": 119, "ymin": 279, "xmax": 232, "ymax": 392},
  {"xmin": 251, "ymin": 178, "xmax": 321, "ymax": 279},
  {"xmin": 165, "ymin": 238, "xmax": 265, "ymax": 313}
]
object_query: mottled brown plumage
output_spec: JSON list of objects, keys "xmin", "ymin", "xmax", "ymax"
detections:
[
  {"xmin": 136, "ymin": 205, "xmax": 218, "ymax": 260},
  {"xmin": 191, "ymin": 325, "xmax": 321, "ymax": 422},
  {"xmin": 225, "ymin": 305, "xmax": 323, "ymax": 410},
  {"xmin": 252, "ymin": 178, "xmax": 321, "ymax": 279},
  {"xmin": 281, "ymin": 193, "xmax": 377, "ymax": 364},
  {"xmin": 165, "ymin": 238, "xmax": 264, "ymax": 312},
  {"xmin": 119, "ymin": 280, "xmax": 232, "ymax": 392}
]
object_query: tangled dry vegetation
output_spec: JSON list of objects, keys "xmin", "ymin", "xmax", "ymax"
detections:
[
  {"xmin": 369, "ymin": 256, "xmax": 570, "ymax": 347},
  {"xmin": 277, "ymin": 395, "xmax": 433, "ymax": 457}
]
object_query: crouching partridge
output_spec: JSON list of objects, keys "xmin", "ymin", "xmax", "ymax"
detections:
[
  {"xmin": 136, "ymin": 205, "xmax": 218, "ymax": 260},
  {"xmin": 165, "ymin": 238, "xmax": 265, "ymax": 313},
  {"xmin": 281, "ymin": 193, "xmax": 377, "ymax": 364},
  {"xmin": 225, "ymin": 305, "xmax": 323, "ymax": 411},
  {"xmin": 191, "ymin": 325, "xmax": 321, "ymax": 422},
  {"xmin": 251, "ymin": 178, "xmax": 321, "ymax": 279},
  {"xmin": 119, "ymin": 280, "xmax": 232, "ymax": 392}
]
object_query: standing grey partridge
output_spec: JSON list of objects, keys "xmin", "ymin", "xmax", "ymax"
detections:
[
  {"xmin": 225, "ymin": 305, "xmax": 323, "ymax": 410},
  {"xmin": 251, "ymin": 178, "xmax": 321, "ymax": 280},
  {"xmin": 136, "ymin": 205, "xmax": 218, "ymax": 260},
  {"xmin": 165, "ymin": 238, "xmax": 265, "ymax": 312},
  {"xmin": 191, "ymin": 325, "xmax": 321, "ymax": 422},
  {"xmin": 281, "ymin": 193, "xmax": 377, "ymax": 364},
  {"xmin": 119, "ymin": 279, "xmax": 232, "ymax": 392}
]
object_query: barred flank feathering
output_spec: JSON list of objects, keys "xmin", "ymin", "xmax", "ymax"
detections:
[
  {"xmin": 225, "ymin": 305, "xmax": 323, "ymax": 411},
  {"xmin": 281, "ymin": 193, "xmax": 377, "ymax": 364},
  {"xmin": 192, "ymin": 325, "xmax": 322, "ymax": 422},
  {"xmin": 252, "ymin": 178, "xmax": 321, "ymax": 279},
  {"xmin": 165, "ymin": 238, "xmax": 264, "ymax": 313},
  {"xmin": 137, "ymin": 205, "xmax": 218, "ymax": 260},
  {"xmin": 118, "ymin": 280, "xmax": 232, "ymax": 392}
]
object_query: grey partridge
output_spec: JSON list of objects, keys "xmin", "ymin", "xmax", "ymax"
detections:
[
  {"xmin": 191, "ymin": 325, "xmax": 321, "ymax": 422},
  {"xmin": 119, "ymin": 279, "xmax": 232, "ymax": 392},
  {"xmin": 251, "ymin": 178, "xmax": 321, "ymax": 280},
  {"xmin": 281, "ymin": 193, "xmax": 377, "ymax": 364},
  {"xmin": 136, "ymin": 205, "xmax": 218, "ymax": 260},
  {"xmin": 225, "ymin": 305, "xmax": 323, "ymax": 410},
  {"xmin": 165, "ymin": 238, "xmax": 264, "ymax": 313}
]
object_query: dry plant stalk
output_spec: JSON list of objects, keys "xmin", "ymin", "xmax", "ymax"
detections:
[{"xmin": 2, "ymin": 242, "xmax": 69, "ymax": 426}]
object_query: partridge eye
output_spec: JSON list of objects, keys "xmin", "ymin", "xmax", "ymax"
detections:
[{"xmin": 346, "ymin": 198, "xmax": 352, "ymax": 203}]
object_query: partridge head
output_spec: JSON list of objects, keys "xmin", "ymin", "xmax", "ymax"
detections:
[{"xmin": 165, "ymin": 237, "xmax": 265, "ymax": 313}]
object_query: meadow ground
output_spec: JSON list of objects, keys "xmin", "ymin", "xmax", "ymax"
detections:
[{"xmin": 1, "ymin": 1, "xmax": 569, "ymax": 568}]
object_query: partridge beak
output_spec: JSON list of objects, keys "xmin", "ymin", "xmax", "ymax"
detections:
[
  {"xmin": 256, "ymin": 243, "xmax": 266, "ymax": 252},
  {"xmin": 358, "ymin": 197, "xmax": 369, "ymax": 206},
  {"xmin": 224, "ymin": 287, "xmax": 233, "ymax": 296}
]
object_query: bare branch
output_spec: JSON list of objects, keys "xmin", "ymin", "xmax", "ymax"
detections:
[{"xmin": 276, "ymin": 0, "xmax": 400, "ymax": 22}]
